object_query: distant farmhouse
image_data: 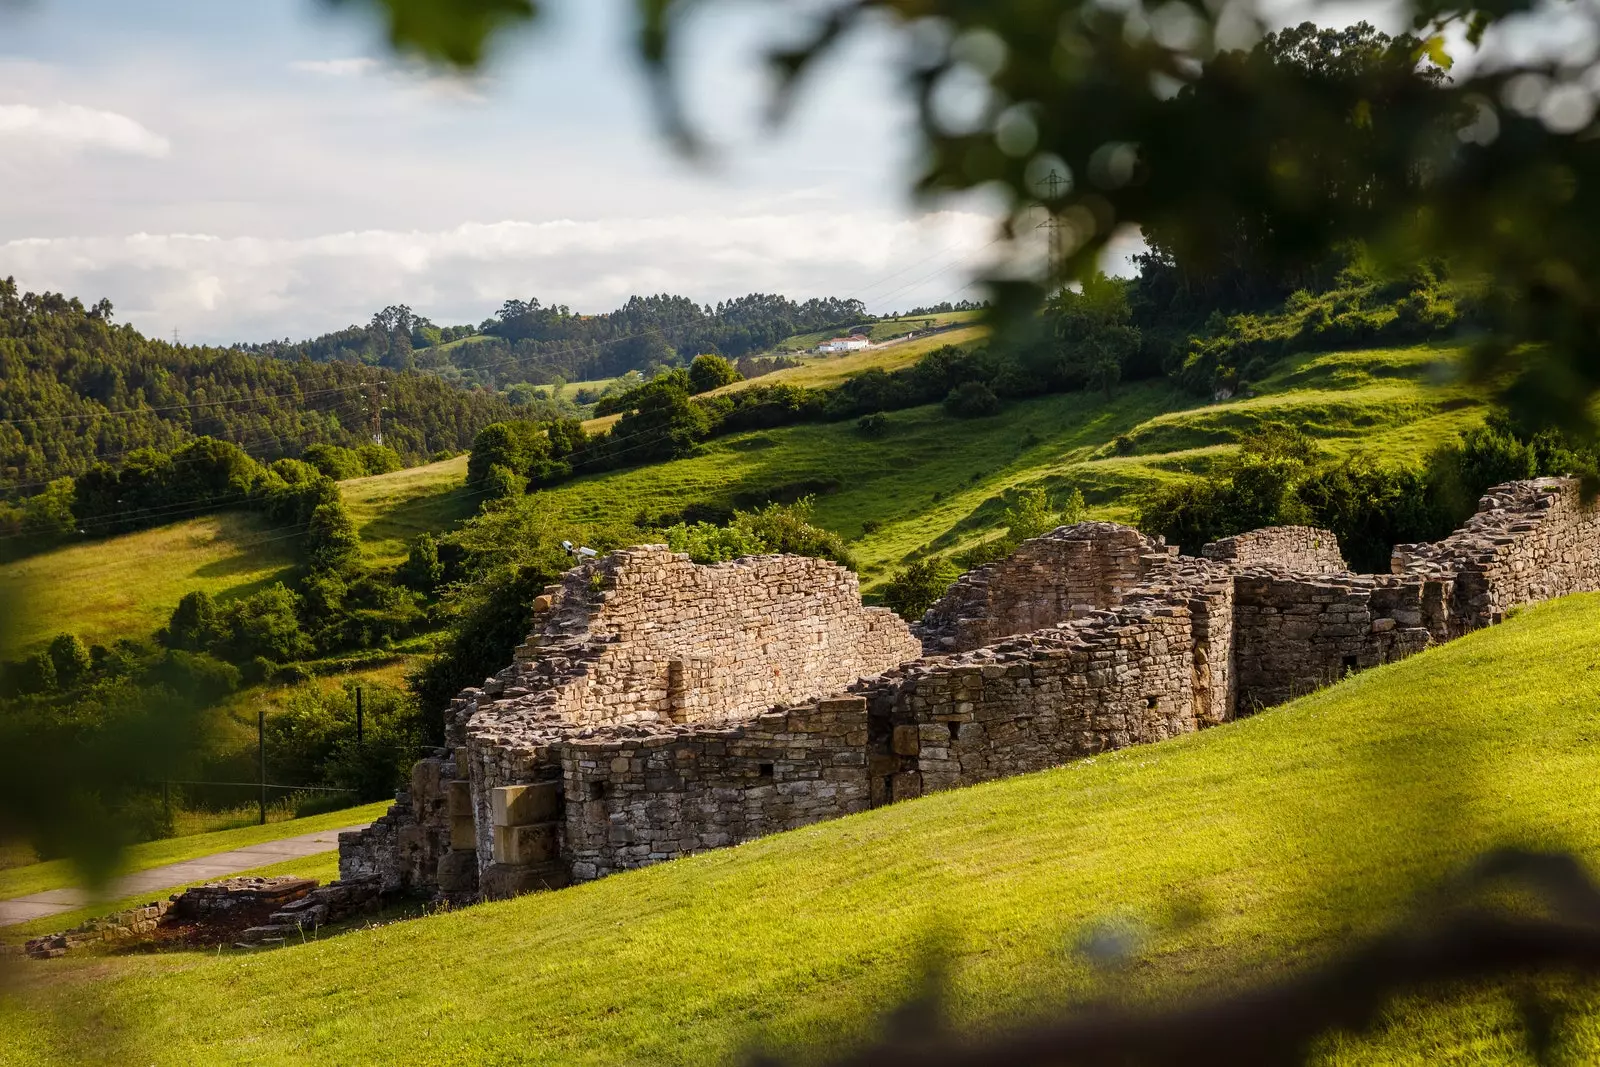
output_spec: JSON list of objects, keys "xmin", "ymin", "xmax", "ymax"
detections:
[{"xmin": 815, "ymin": 334, "xmax": 870, "ymax": 354}]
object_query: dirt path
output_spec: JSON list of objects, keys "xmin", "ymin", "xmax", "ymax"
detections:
[{"xmin": 0, "ymin": 822, "xmax": 368, "ymax": 927}]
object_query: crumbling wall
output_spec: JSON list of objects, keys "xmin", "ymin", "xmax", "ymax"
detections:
[
  {"xmin": 1231, "ymin": 572, "xmax": 1432, "ymax": 710},
  {"xmin": 887, "ymin": 602, "xmax": 1199, "ymax": 797},
  {"xmin": 1202, "ymin": 526, "xmax": 1347, "ymax": 573},
  {"xmin": 524, "ymin": 547, "xmax": 918, "ymax": 728},
  {"xmin": 343, "ymin": 481, "xmax": 1600, "ymax": 908},
  {"xmin": 1394, "ymin": 478, "xmax": 1600, "ymax": 636},
  {"xmin": 560, "ymin": 697, "xmax": 871, "ymax": 880},
  {"xmin": 916, "ymin": 523, "xmax": 1175, "ymax": 653}
]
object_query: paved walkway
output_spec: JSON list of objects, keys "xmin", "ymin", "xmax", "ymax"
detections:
[{"xmin": 0, "ymin": 823, "xmax": 369, "ymax": 927}]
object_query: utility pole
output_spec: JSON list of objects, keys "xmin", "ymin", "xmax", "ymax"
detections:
[
  {"xmin": 360, "ymin": 378, "xmax": 388, "ymax": 446},
  {"xmin": 258, "ymin": 708, "xmax": 267, "ymax": 826},
  {"xmin": 1036, "ymin": 168, "xmax": 1069, "ymax": 283},
  {"xmin": 356, "ymin": 685, "xmax": 364, "ymax": 748}
]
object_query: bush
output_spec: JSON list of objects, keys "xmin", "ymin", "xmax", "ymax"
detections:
[
  {"xmin": 301, "ymin": 443, "xmax": 367, "ymax": 482},
  {"xmin": 483, "ymin": 464, "xmax": 523, "ymax": 501},
  {"xmin": 687, "ymin": 353, "xmax": 742, "ymax": 394},
  {"xmin": 217, "ymin": 584, "xmax": 312, "ymax": 663},
  {"xmin": 882, "ymin": 557, "xmax": 961, "ymax": 620},
  {"xmin": 265, "ymin": 682, "xmax": 422, "ymax": 802},
  {"xmin": 944, "ymin": 381, "xmax": 1001, "ymax": 418},
  {"xmin": 163, "ymin": 590, "xmax": 221, "ymax": 652},
  {"xmin": 665, "ymin": 521, "xmax": 768, "ymax": 563},
  {"xmin": 306, "ymin": 501, "xmax": 362, "ymax": 573},
  {"xmin": 856, "ymin": 412, "xmax": 889, "ymax": 437},
  {"xmin": 46, "ymin": 633, "xmax": 92, "ymax": 689},
  {"xmin": 356, "ymin": 443, "xmax": 403, "ymax": 476},
  {"xmin": 400, "ymin": 533, "xmax": 444, "ymax": 592}
]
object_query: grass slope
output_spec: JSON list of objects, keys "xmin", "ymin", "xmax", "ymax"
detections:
[
  {"xmin": 0, "ymin": 343, "xmax": 1483, "ymax": 649},
  {"xmin": 0, "ymin": 801, "xmax": 390, "ymax": 903},
  {"xmin": 6, "ymin": 593, "xmax": 1600, "ymax": 1064},
  {"xmin": 548, "ymin": 343, "xmax": 1484, "ymax": 585},
  {"xmin": 0, "ymin": 512, "xmax": 302, "ymax": 656}
]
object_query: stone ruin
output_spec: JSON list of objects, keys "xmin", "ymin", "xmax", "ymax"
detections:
[{"xmin": 340, "ymin": 477, "xmax": 1600, "ymax": 905}]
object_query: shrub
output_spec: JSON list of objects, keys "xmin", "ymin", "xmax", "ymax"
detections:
[
  {"xmin": 400, "ymin": 533, "xmax": 444, "ymax": 592},
  {"xmin": 944, "ymin": 381, "xmax": 1001, "ymax": 418},
  {"xmin": 665, "ymin": 521, "xmax": 768, "ymax": 564},
  {"xmin": 217, "ymin": 584, "xmax": 312, "ymax": 663},
  {"xmin": 14, "ymin": 650, "xmax": 57, "ymax": 694},
  {"xmin": 856, "ymin": 412, "xmax": 889, "ymax": 437},
  {"xmin": 163, "ymin": 590, "xmax": 221, "ymax": 652},
  {"xmin": 483, "ymin": 464, "xmax": 523, "ymax": 501},
  {"xmin": 356, "ymin": 443, "xmax": 403, "ymax": 476},
  {"xmin": 687, "ymin": 353, "xmax": 742, "ymax": 394},
  {"xmin": 46, "ymin": 633, "xmax": 92, "ymax": 689},
  {"xmin": 882, "ymin": 557, "xmax": 961, "ymax": 620},
  {"xmin": 306, "ymin": 501, "xmax": 363, "ymax": 573},
  {"xmin": 301, "ymin": 443, "xmax": 367, "ymax": 482}
]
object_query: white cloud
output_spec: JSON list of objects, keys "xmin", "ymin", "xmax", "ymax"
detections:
[
  {"xmin": 0, "ymin": 210, "xmax": 997, "ymax": 343},
  {"xmin": 0, "ymin": 102, "xmax": 170, "ymax": 158},
  {"xmin": 291, "ymin": 57, "xmax": 380, "ymax": 78}
]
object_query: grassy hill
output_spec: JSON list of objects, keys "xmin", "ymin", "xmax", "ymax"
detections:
[
  {"xmin": 5, "ymin": 589, "xmax": 1600, "ymax": 1064},
  {"xmin": 0, "ymin": 341, "xmax": 1485, "ymax": 656}
]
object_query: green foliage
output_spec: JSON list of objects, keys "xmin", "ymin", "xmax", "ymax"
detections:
[
  {"xmin": 664, "ymin": 521, "xmax": 768, "ymax": 564},
  {"xmin": 302, "ymin": 444, "xmax": 369, "ymax": 482},
  {"xmin": 306, "ymin": 501, "xmax": 363, "ymax": 573},
  {"xmin": 856, "ymin": 412, "xmax": 889, "ymax": 437},
  {"xmin": 217, "ymin": 584, "xmax": 312, "ymax": 663},
  {"xmin": 944, "ymin": 380, "xmax": 1001, "ymax": 418},
  {"xmin": 45, "ymin": 633, "xmax": 92, "ymax": 689},
  {"xmin": 264, "ymin": 681, "xmax": 421, "ymax": 802},
  {"xmin": 400, "ymin": 532, "xmax": 444, "ymax": 593},
  {"xmin": 882, "ymin": 557, "xmax": 960, "ymax": 620},
  {"xmin": 0, "ymin": 280, "xmax": 512, "ymax": 510},
  {"xmin": 483, "ymin": 464, "xmax": 523, "ymax": 501},
  {"xmin": 687, "ymin": 353, "xmax": 741, "ymax": 394},
  {"xmin": 13, "ymin": 650, "xmax": 56, "ymax": 695}
]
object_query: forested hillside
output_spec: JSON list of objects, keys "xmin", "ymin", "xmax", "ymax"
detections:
[
  {"xmin": 0, "ymin": 280, "xmax": 514, "ymax": 497},
  {"xmin": 246, "ymin": 293, "xmax": 878, "ymax": 389}
]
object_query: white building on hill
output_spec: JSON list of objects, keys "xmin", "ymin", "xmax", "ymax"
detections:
[{"xmin": 815, "ymin": 334, "xmax": 870, "ymax": 354}]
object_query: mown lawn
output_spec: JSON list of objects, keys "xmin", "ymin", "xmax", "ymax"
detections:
[
  {"xmin": 4, "ymin": 593, "xmax": 1600, "ymax": 1065},
  {"xmin": 0, "ymin": 801, "xmax": 390, "ymax": 903}
]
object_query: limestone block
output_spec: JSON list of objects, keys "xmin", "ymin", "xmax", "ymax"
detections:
[
  {"xmin": 494, "ymin": 822, "xmax": 559, "ymax": 865},
  {"xmin": 892, "ymin": 725, "xmax": 921, "ymax": 756},
  {"xmin": 492, "ymin": 782, "xmax": 560, "ymax": 827}
]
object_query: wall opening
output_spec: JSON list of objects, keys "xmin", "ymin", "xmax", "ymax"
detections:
[
  {"xmin": 946, "ymin": 721, "xmax": 961, "ymax": 741},
  {"xmin": 1144, "ymin": 695, "xmax": 1159, "ymax": 709},
  {"xmin": 758, "ymin": 763, "xmax": 774, "ymax": 778},
  {"xmin": 587, "ymin": 781, "xmax": 607, "ymax": 801},
  {"xmin": 1341, "ymin": 654, "xmax": 1358, "ymax": 673}
]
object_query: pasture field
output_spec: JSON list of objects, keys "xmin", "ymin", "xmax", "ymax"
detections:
[
  {"xmin": 4, "ymin": 591, "xmax": 1599, "ymax": 1064},
  {"xmin": 0, "ymin": 512, "xmax": 302, "ymax": 656},
  {"xmin": 0, "ymin": 343, "xmax": 1483, "ymax": 650}
]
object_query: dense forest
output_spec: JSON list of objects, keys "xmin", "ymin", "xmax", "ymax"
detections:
[
  {"xmin": 245, "ymin": 293, "xmax": 873, "ymax": 389},
  {"xmin": 0, "ymin": 280, "xmax": 515, "ymax": 499}
]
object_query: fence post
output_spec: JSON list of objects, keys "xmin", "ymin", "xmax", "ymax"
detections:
[
  {"xmin": 356, "ymin": 686, "xmax": 364, "ymax": 748},
  {"xmin": 258, "ymin": 708, "xmax": 266, "ymax": 826}
]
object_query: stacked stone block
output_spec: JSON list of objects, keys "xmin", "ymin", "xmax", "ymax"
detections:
[
  {"xmin": 341, "ymin": 482, "xmax": 1600, "ymax": 908},
  {"xmin": 915, "ymin": 523, "xmax": 1176, "ymax": 653}
]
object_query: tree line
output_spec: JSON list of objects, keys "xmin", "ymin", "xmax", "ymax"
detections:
[{"xmin": 0, "ymin": 280, "xmax": 514, "ymax": 508}]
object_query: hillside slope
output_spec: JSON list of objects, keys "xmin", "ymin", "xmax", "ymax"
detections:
[
  {"xmin": 0, "ymin": 341, "xmax": 1485, "ymax": 655},
  {"xmin": 6, "ymin": 591, "xmax": 1600, "ymax": 1065}
]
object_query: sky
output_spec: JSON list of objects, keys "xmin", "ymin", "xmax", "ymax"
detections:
[
  {"xmin": 2, "ymin": 0, "xmax": 1571, "ymax": 346},
  {"xmin": 0, "ymin": 0, "xmax": 1024, "ymax": 344}
]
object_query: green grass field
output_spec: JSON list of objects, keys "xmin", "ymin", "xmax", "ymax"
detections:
[
  {"xmin": 341, "ymin": 455, "xmax": 474, "ymax": 562},
  {"xmin": 546, "ymin": 343, "xmax": 1484, "ymax": 585},
  {"xmin": 0, "ymin": 512, "xmax": 303, "ymax": 656},
  {"xmin": 774, "ymin": 310, "xmax": 982, "ymax": 352},
  {"xmin": 5, "ymin": 591, "xmax": 1599, "ymax": 1064},
  {"xmin": 0, "ymin": 343, "xmax": 1483, "ymax": 649}
]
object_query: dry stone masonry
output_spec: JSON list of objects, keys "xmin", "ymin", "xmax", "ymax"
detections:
[{"xmin": 343, "ymin": 477, "xmax": 1600, "ymax": 906}]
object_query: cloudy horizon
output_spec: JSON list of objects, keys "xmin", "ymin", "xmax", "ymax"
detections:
[{"xmin": 0, "ymin": 0, "xmax": 1017, "ymax": 345}]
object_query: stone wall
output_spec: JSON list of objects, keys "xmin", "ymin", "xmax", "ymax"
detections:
[
  {"xmin": 1231, "ymin": 572, "xmax": 1432, "ymax": 710},
  {"xmin": 560, "ymin": 697, "xmax": 871, "ymax": 881},
  {"xmin": 342, "ymin": 480, "xmax": 1600, "ymax": 908},
  {"xmin": 1202, "ymin": 526, "xmax": 1347, "ymax": 573},
  {"xmin": 1394, "ymin": 478, "xmax": 1600, "ymax": 637},
  {"xmin": 916, "ymin": 523, "xmax": 1174, "ymax": 653}
]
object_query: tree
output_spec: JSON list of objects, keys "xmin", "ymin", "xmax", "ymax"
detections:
[
  {"xmin": 882, "ymin": 557, "xmax": 961, "ymax": 620},
  {"xmin": 687, "ymin": 353, "xmax": 741, "ymax": 394},
  {"xmin": 399, "ymin": 533, "xmax": 444, "ymax": 592},
  {"xmin": 306, "ymin": 501, "xmax": 363, "ymax": 573},
  {"xmin": 163, "ymin": 590, "xmax": 221, "ymax": 652},
  {"xmin": 45, "ymin": 633, "xmax": 93, "ymax": 689}
]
